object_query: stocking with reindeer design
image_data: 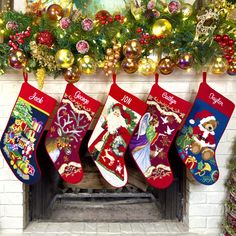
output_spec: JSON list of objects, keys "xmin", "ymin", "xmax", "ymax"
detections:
[{"xmin": 45, "ymin": 83, "xmax": 100, "ymax": 184}]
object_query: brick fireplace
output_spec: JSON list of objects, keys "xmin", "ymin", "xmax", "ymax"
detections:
[{"xmin": 0, "ymin": 70, "xmax": 235, "ymax": 235}]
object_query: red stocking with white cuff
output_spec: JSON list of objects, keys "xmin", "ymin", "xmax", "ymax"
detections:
[{"xmin": 88, "ymin": 74, "xmax": 147, "ymax": 188}]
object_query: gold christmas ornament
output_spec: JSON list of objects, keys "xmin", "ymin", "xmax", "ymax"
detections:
[
  {"xmin": 55, "ymin": 49, "xmax": 74, "ymax": 69},
  {"xmin": 138, "ymin": 58, "xmax": 156, "ymax": 76},
  {"xmin": 0, "ymin": 18, "xmax": 4, "ymax": 43},
  {"xmin": 152, "ymin": 19, "xmax": 172, "ymax": 38},
  {"xmin": 64, "ymin": 66, "xmax": 81, "ymax": 83},
  {"xmin": 123, "ymin": 39, "xmax": 142, "ymax": 59},
  {"xmin": 158, "ymin": 57, "xmax": 175, "ymax": 75},
  {"xmin": 227, "ymin": 59, "xmax": 236, "ymax": 76},
  {"xmin": 8, "ymin": 50, "xmax": 28, "ymax": 70},
  {"xmin": 78, "ymin": 55, "xmax": 96, "ymax": 75},
  {"xmin": 47, "ymin": 4, "xmax": 64, "ymax": 21},
  {"xmin": 181, "ymin": 3, "xmax": 193, "ymax": 19},
  {"xmin": 36, "ymin": 68, "xmax": 46, "ymax": 90},
  {"xmin": 104, "ymin": 43, "xmax": 121, "ymax": 76},
  {"xmin": 122, "ymin": 58, "xmax": 139, "ymax": 74},
  {"xmin": 210, "ymin": 56, "xmax": 228, "ymax": 74}
]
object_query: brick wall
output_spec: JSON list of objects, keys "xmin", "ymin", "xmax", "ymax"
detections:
[{"xmin": 0, "ymin": 71, "xmax": 235, "ymax": 234}]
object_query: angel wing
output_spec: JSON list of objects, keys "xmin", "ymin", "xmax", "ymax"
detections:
[{"xmin": 137, "ymin": 113, "xmax": 151, "ymax": 139}]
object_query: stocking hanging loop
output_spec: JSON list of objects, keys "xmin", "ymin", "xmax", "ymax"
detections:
[
  {"xmin": 23, "ymin": 71, "xmax": 28, "ymax": 83},
  {"xmin": 203, "ymin": 71, "xmax": 207, "ymax": 84},
  {"xmin": 155, "ymin": 73, "xmax": 159, "ymax": 84},
  {"xmin": 112, "ymin": 73, "xmax": 117, "ymax": 84}
]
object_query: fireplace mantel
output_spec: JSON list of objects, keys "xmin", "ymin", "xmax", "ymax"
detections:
[{"xmin": 0, "ymin": 70, "xmax": 235, "ymax": 234}]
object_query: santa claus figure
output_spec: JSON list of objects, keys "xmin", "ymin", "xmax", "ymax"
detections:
[
  {"xmin": 89, "ymin": 103, "xmax": 131, "ymax": 157},
  {"xmin": 189, "ymin": 110, "xmax": 218, "ymax": 150}
]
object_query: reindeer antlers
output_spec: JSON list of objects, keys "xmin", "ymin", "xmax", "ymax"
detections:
[{"xmin": 55, "ymin": 103, "xmax": 89, "ymax": 142}]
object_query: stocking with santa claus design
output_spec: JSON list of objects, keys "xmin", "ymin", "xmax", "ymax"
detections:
[
  {"xmin": 176, "ymin": 72, "xmax": 235, "ymax": 185},
  {"xmin": 88, "ymin": 75, "xmax": 147, "ymax": 188}
]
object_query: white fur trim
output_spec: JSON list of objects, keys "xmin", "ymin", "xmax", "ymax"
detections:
[
  {"xmin": 200, "ymin": 116, "xmax": 216, "ymax": 124},
  {"xmin": 189, "ymin": 119, "xmax": 195, "ymax": 124}
]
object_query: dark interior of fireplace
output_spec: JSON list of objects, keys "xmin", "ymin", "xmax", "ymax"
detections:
[{"xmin": 29, "ymin": 131, "xmax": 186, "ymax": 222}]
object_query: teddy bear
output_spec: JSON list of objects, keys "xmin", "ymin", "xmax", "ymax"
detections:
[{"xmin": 189, "ymin": 110, "xmax": 218, "ymax": 161}]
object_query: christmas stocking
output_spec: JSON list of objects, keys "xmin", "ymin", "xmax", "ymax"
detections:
[
  {"xmin": 176, "ymin": 72, "xmax": 235, "ymax": 185},
  {"xmin": 129, "ymin": 74, "xmax": 192, "ymax": 189},
  {"xmin": 88, "ymin": 75, "xmax": 147, "ymax": 188},
  {"xmin": 0, "ymin": 74, "xmax": 57, "ymax": 184},
  {"xmin": 45, "ymin": 83, "xmax": 100, "ymax": 184}
]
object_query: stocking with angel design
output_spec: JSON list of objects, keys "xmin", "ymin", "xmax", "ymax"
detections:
[{"xmin": 129, "ymin": 74, "xmax": 192, "ymax": 189}]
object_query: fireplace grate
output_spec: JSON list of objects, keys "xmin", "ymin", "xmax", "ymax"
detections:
[{"xmin": 46, "ymin": 192, "xmax": 161, "ymax": 222}]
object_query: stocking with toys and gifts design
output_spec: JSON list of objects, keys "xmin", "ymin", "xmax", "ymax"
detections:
[
  {"xmin": 129, "ymin": 74, "xmax": 192, "ymax": 189},
  {"xmin": 0, "ymin": 73, "xmax": 57, "ymax": 184},
  {"xmin": 88, "ymin": 74, "xmax": 147, "ymax": 188},
  {"xmin": 45, "ymin": 83, "xmax": 100, "ymax": 184},
  {"xmin": 176, "ymin": 72, "xmax": 235, "ymax": 185}
]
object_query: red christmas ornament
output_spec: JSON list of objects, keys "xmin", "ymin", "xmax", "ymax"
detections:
[
  {"xmin": 222, "ymin": 34, "xmax": 230, "ymax": 42},
  {"xmin": 137, "ymin": 27, "xmax": 143, "ymax": 33},
  {"xmin": 36, "ymin": 31, "xmax": 54, "ymax": 47},
  {"xmin": 228, "ymin": 39, "xmax": 235, "ymax": 46},
  {"xmin": 214, "ymin": 34, "xmax": 222, "ymax": 43},
  {"xmin": 95, "ymin": 10, "xmax": 111, "ymax": 21},
  {"xmin": 114, "ymin": 14, "xmax": 121, "ymax": 21}
]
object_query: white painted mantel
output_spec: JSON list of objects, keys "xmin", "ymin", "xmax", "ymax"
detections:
[{"xmin": 0, "ymin": 70, "xmax": 235, "ymax": 235}]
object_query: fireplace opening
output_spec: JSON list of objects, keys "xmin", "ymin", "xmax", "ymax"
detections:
[{"xmin": 29, "ymin": 131, "xmax": 186, "ymax": 222}]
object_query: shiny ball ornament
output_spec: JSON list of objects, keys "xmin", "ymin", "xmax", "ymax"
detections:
[
  {"xmin": 123, "ymin": 39, "xmax": 142, "ymax": 59},
  {"xmin": 138, "ymin": 58, "xmax": 156, "ymax": 76},
  {"xmin": 60, "ymin": 17, "xmax": 71, "ymax": 29},
  {"xmin": 55, "ymin": 49, "xmax": 74, "ymax": 69},
  {"xmin": 78, "ymin": 55, "xmax": 97, "ymax": 75},
  {"xmin": 122, "ymin": 58, "xmax": 139, "ymax": 74},
  {"xmin": 36, "ymin": 31, "xmax": 54, "ymax": 47},
  {"xmin": 152, "ymin": 19, "xmax": 172, "ymax": 38},
  {"xmin": 168, "ymin": 1, "xmax": 181, "ymax": 14},
  {"xmin": 6, "ymin": 21, "xmax": 18, "ymax": 31},
  {"xmin": 158, "ymin": 57, "xmax": 175, "ymax": 75},
  {"xmin": 8, "ymin": 50, "xmax": 28, "ymax": 70},
  {"xmin": 227, "ymin": 59, "xmax": 236, "ymax": 76},
  {"xmin": 47, "ymin": 4, "xmax": 64, "ymax": 21},
  {"xmin": 64, "ymin": 66, "xmax": 81, "ymax": 83},
  {"xmin": 76, "ymin": 40, "xmax": 89, "ymax": 54},
  {"xmin": 181, "ymin": 3, "xmax": 193, "ymax": 19},
  {"xmin": 81, "ymin": 18, "xmax": 94, "ymax": 31},
  {"xmin": 210, "ymin": 56, "xmax": 228, "ymax": 74},
  {"xmin": 177, "ymin": 53, "xmax": 193, "ymax": 70}
]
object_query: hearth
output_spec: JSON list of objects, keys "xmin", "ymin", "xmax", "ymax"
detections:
[{"xmin": 29, "ymin": 131, "xmax": 186, "ymax": 222}]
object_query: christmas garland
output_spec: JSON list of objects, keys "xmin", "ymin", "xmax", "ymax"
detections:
[{"xmin": 0, "ymin": 0, "xmax": 235, "ymax": 87}]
